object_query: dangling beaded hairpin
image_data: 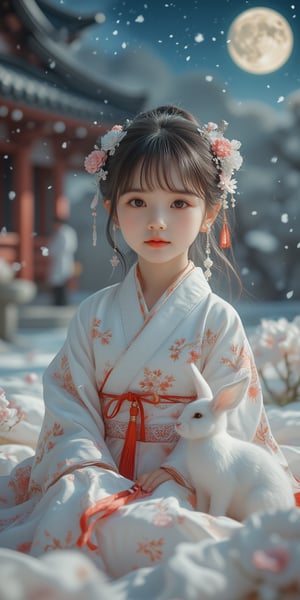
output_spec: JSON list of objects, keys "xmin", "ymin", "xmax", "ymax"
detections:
[
  {"xmin": 200, "ymin": 121, "xmax": 243, "ymax": 249},
  {"xmin": 84, "ymin": 125, "xmax": 127, "ymax": 248}
]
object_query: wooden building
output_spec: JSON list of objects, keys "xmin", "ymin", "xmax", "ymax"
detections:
[{"xmin": 0, "ymin": 0, "xmax": 146, "ymax": 281}]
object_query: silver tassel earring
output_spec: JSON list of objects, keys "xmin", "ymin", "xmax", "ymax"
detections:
[
  {"xmin": 203, "ymin": 224, "xmax": 213, "ymax": 280},
  {"xmin": 110, "ymin": 223, "xmax": 120, "ymax": 270}
]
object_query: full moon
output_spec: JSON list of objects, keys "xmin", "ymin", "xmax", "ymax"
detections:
[{"xmin": 227, "ymin": 7, "xmax": 294, "ymax": 74}]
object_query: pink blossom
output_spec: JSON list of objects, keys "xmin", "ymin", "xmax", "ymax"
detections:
[
  {"xmin": 252, "ymin": 546, "xmax": 291, "ymax": 572},
  {"xmin": 24, "ymin": 372, "xmax": 38, "ymax": 384},
  {"xmin": 249, "ymin": 316, "xmax": 300, "ymax": 405},
  {"xmin": 211, "ymin": 138, "xmax": 233, "ymax": 158},
  {"xmin": 84, "ymin": 150, "xmax": 107, "ymax": 174}
]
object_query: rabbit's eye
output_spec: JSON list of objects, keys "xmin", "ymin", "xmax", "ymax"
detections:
[{"xmin": 193, "ymin": 412, "xmax": 203, "ymax": 419}]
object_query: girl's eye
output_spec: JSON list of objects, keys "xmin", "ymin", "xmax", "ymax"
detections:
[
  {"xmin": 129, "ymin": 198, "xmax": 145, "ymax": 207},
  {"xmin": 172, "ymin": 200, "xmax": 188, "ymax": 208}
]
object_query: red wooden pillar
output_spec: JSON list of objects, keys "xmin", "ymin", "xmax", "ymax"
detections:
[
  {"xmin": 14, "ymin": 145, "xmax": 34, "ymax": 280},
  {"xmin": 0, "ymin": 157, "xmax": 4, "ymax": 228},
  {"xmin": 53, "ymin": 149, "xmax": 69, "ymax": 219}
]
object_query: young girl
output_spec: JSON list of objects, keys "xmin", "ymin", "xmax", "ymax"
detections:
[{"xmin": 0, "ymin": 105, "xmax": 298, "ymax": 580}]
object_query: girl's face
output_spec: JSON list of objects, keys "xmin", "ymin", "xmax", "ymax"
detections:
[{"xmin": 115, "ymin": 164, "xmax": 218, "ymax": 270}]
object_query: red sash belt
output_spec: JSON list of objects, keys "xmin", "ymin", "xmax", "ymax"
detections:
[
  {"xmin": 77, "ymin": 484, "xmax": 150, "ymax": 550},
  {"xmin": 100, "ymin": 383, "xmax": 196, "ymax": 480}
]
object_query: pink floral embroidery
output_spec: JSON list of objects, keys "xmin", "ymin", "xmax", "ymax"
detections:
[
  {"xmin": 169, "ymin": 329, "xmax": 217, "ymax": 363},
  {"xmin": 248, "ymin": 356, "xmax": 261, "ymax": 401},
  {"xmin": 221, "ymin": 344, "xmax": 261, "ymax": 401},
  {"xmin": 8, "ymin": 464, "xmax": 31, "ymax": 504},
  {"xmin": 139, "ymin": 368, "xmax": 175, "ymax": 393},
  {"xmin": 28, "ymin": 478, "xmax": 42, "ymax": 497},
  {"xmin": 91, "ymin": 318, "xmax": 112, "ymax": 344},
  {"xmin": 136, "ymin": 537, "xmax": 164, "ymax": 562},
  {"xmin": 35, "ymin": 422, "xmax": 64, "ymax": 464},
  {"xmin": 169, "ymin": 337, "xmax": 199, "ymax": 361},
  {"xmin": 221, "ymin": 343, "xmax": 248, "ymax": 371},
  {"xmin": 153, "ymin": 512, "xmax": 174, "ymax": 527},
  {"xmin": 53, "ymin": 355, "xmax": 82, "ymax": 401},
  {"xmin": 16, "ymin": 541, "xmax": 32, "ymax": 553},
  {"xmin": 0, "ymin": 514, "xmax": 24, "ymax": 529},
  {"xmin": 253, "ymin": 409, "xmax": 279, "ymax": 453},
  {"xmin": 152, "ymin": 501, "xmax": 175, "ymax": 527},
  {"xmin": 56, "ymin": 459, "xmax": 75, "ymax": 471},
  {"xmin": 188, "ymin": 349, "xmax": 202, "ymax": 363},
  {"xmin": 43, "ymin": 528, "xmax": 75, "ymax": 551}
]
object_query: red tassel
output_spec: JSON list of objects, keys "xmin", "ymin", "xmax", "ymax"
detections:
[
  {"xmin": 119, "ymin": 402, "xmax": 139, "ymax": 479},
  {"xmin": 77, "ymin": 484, "xmax": 144, "ymax": 550},
  {"xmin": 295, "ymin": 492, "xmax": 300, "ymax": 507},
  {"xmin": 219, "ymin": 219, "xmax": 231, "ymax": 248}
]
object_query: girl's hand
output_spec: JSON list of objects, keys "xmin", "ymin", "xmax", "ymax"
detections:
[{"xmin": 136, "ymin": 468, "xmax": 173, "ymax": 492}]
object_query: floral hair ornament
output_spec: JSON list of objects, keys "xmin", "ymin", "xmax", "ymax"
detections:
[
  {"xmin": 84, "ymin": 125, "xmax": 127, "ymax": 246},
  {"xmin": 201, "ymin": 121, "xmax": 243, "ymax": 249}
]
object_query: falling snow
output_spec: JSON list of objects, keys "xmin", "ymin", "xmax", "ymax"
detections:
[{"xmin": 0, "ymin": 0, "xmax": 298, "ymax": 303}]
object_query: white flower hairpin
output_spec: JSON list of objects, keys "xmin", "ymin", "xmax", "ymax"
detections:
[{"xmin": 84, "ymin": 125, "xmax": 127, "ymax": 246}]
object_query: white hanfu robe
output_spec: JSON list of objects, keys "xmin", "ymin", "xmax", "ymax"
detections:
[{"xmin": 0, "ymin": 262, "xmax": 296, "ymax": 579}]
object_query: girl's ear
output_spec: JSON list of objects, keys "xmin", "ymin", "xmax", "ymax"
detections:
[
  {"xmin": 104, "ymin": 199, "xmax": 119, "ymax": 225},
  {"xmin": 200, "ymin": 203, "xmax": 221, "ymax": 232},
  {"xmin": 103, "ymin": 199, "xmax": 111, "ymax": 214}
]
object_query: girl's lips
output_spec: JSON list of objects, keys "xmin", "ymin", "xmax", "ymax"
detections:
[{"xmin": 145, "ymin": 240, "xmax": 170, "ymax": 248}]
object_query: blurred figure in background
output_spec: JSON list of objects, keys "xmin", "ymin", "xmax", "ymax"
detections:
[{"xmin": 47, "ymin": 217, "xmax": 78, "ymax": 306}]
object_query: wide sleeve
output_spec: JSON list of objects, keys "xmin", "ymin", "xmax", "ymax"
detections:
[
  {"xmin": 200, "ymin": 298, "xmax": 263, "ymax": 442},
  {"xmin": 30, "ymin": 298, "xmax": 120, "ymax": 494},
  {"xmin": 161, "ymin": 298, "xmax": 267, "ymax": 484}
]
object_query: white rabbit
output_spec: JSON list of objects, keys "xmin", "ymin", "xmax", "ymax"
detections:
[{"xmin": 175, "ymin": 364, "xmax": 295, "ymax": 521}]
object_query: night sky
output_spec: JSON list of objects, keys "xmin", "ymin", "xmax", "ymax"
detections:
[{"xmin": 49, "ymin": 0, "xmax": 299, "ymax": 110}]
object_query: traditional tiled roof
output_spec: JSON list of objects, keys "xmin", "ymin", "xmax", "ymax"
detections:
[
  {"xmin": 0, "ymin": 0, "xmax": 146, "ymax": 121},
  {"xmin": 0, "ymin": 53, "xmax": 142, "ymax": 122}
]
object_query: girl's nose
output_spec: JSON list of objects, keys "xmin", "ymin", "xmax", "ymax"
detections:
[
  {"xmin": 148, "ymin": 223, "xmax": 166, "ymax": 231},
  {"xmin": 147, "ymin": 214, "xmax": 167, "ymax": 231}
]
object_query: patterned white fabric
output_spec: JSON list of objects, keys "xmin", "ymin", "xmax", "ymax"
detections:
[{"xmin": 0, "ymin": 262, "xmax": 299, "ymax": 598}]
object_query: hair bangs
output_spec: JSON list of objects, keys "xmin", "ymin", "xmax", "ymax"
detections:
[{"xmin": 116, "ymin": 137, "xmax": 206, "ymax": 198}]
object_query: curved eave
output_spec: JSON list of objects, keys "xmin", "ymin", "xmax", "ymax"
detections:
[
  {"xmin": 11, "ymin": 0, "xmax": 60, "ymax": 41},
  {"xmin": 13, "ymin": 0, "xmax": 104, "ymax": 42},
  {"xmin": 0, "ymin": 57, "xmax": 132, "ymax": 124},
  {"xmin": 29, "ymin": 34, "xmax": 147, "ymax": 113},
  {"xmin": 36, "ymin": 0, "xmax": 100, "ymax": 34},
  {"xmin": 10, "ymin": 0, "xmax": 147, "ymax": 114}
]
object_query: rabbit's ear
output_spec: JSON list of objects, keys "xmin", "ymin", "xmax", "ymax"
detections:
[
  {"xmin": 211, "ymin": 377, "xmax": 249, "ymax": 415},
  {"xmin": 190, "ymin": 363, "xmax": 213, "ymax": 399}
]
